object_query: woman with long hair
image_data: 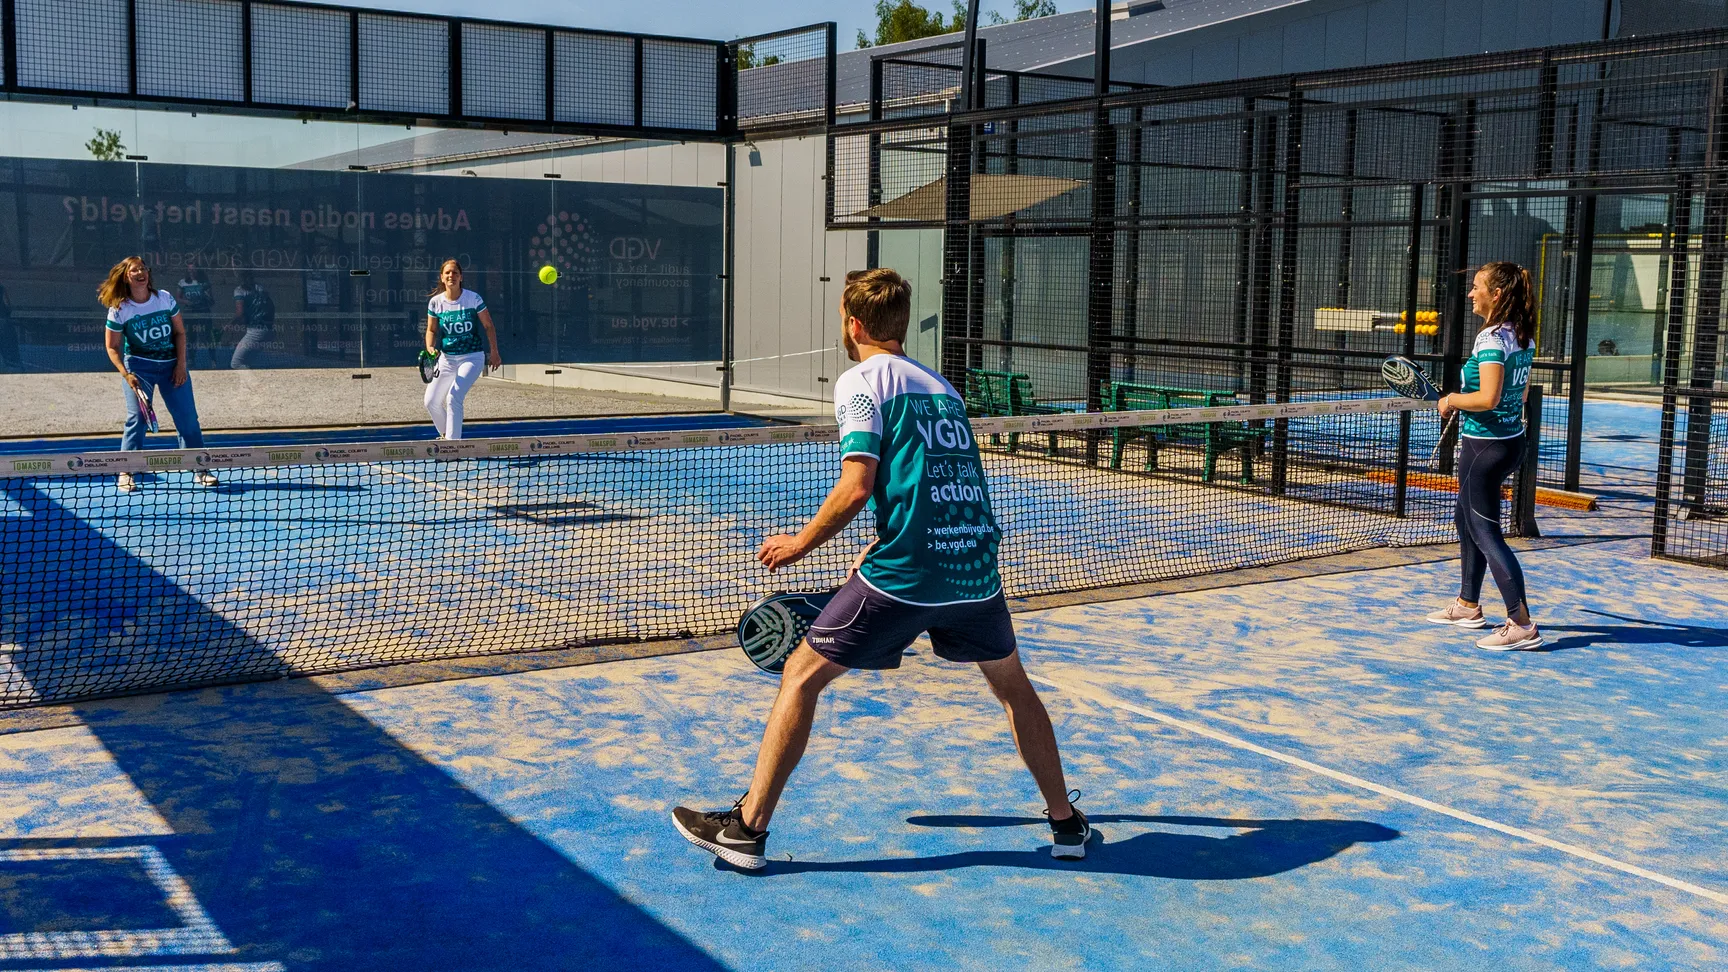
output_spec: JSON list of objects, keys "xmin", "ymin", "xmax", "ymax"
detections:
[
  {"xmin": 101, "ymin": 256, "xmax": 218, "ymax": 492},
  {"xmin": 1426, "ymin": 261, "xmax": 1541, "ymax": 650},
  {"xmin": 423, "ymin": 259, "xmax": 501, "ymax": 440}
]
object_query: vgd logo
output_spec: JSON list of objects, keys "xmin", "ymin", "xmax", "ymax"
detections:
[{"xmin": 528, "ymin": 209, "xmax": 600, "ymax": 279}]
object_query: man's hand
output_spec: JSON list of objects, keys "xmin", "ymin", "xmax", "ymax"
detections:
[
  {"xmin": 171, "ymin": 361, "xmax": 188, "ymax": 387},
  {"xmin": 757, "ymin": 534, "xmax": 807, "ymax": 572}
]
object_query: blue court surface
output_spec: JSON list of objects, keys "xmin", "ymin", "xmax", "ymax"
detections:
[
  {"xmin": 0, "ymin": 411, "xmax": 773, "ymax": 455},
  {"xmin": 0, "ymin": 397, "xmax": 1723, "ymax": 968},
  {"xmin": 0, "ymin": 536, "xmax": 1723, "ymax": 969}
]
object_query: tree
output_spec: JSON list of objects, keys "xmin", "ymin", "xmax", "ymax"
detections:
[
  {"xmin": 87, "ymin": 128, "xmax": 125, "ymax": 162},
  {"xmin": 736, "ymin": 45, "xmax": 782, "ymax": 70},
  {"xmin": 856, "ymin": 0, "xmax": 953, "ymax": 49},
  {"xmin": 1012, "ymin": 0, "xmax": 1058, "ymax": 19},
  {"xmin": 856, "ymin": 0, "xmax": 1059, "ymax": 48}
]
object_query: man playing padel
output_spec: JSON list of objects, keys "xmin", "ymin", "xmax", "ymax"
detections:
[{"xmin": 672, "ymin": 268, "xmax": 1087, "ymax": 869}]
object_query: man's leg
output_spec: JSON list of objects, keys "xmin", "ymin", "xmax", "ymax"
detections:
[
  {"xmin": 977, "ymin": 651, "xmax": 1073, "ymax": 820},
  {"xmin": 739, "ymin": 641, "xmax": 847, "ymax": 831}
]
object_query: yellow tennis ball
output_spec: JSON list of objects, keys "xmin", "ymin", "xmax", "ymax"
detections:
[{"xmin": 538, "ymin": 265, "xmax": 559, "ymax": 285}]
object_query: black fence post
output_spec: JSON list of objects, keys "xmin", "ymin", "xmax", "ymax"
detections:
[
  {"xmin": 1565, "ymin": 193, "xmax": 1596, "ymax": 493},
  {"xmin": 1231, "ymin": 97, "xmax": 1256, "ymax": 393},
  {"xmin": 0, "ymin": 0, "xmax": 16, "ymax": 91},
  {"xmin": 1517, "ymin": 385, "xmax": 1542, "ymax": 538},
  {"xmin": 448, "ymin": 19, "xmax": 462, "ymax": 118},
  {"xmin": 126, "ymin": 0, "xmax": 138, "ymax": 95},
  {"xmin": 1086, "ymin": 104, "xmax": 1117, "ymax": 418},
  {"xmin": 1396, "ymin": 182, "xmax": 1426, "ymax": 519},
  {"xmin": 348, "ymin": 11, "xmax": 360, "ymax": 111},
  {"xmin": 865, "ymin": 57, "xmax": 883, "ymax": 269},
  {"xmin": 1653, "ymin": 174, "xmax": 1694, "ymax": 556},
  {"xmin": 1247, "ymin": 112, "xmax": 1277, "ymax": 404},
  {"xmin": 241, "ymin": 0, "xmax": 253, "ymax": 106},
  {"xmin": 632, "ymin": 36, "xmax": 645, "ymax": 128},
  {"xmin": 939, "ymin": 120, "xmax": 974, "ymax": 391},
  {"xmin": 1682, "ymin": 71, "xmax": 1728, "ymax": 517},
  {"xmin": 1121, "ymin": 105, "xmax": 1142, "ymax": 383},
  {"xmin": 1271, "ymin": 89, "xmax": 1303, "ymax": 493},
  {"xmin": 1440, "ymin": 185, "xmax": 1471, "ymax": 474},
  {"xmin": 544, "ymin": 29, "xmax": 556, "ymax": 124}
]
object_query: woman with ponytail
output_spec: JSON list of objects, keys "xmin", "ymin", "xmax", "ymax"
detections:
[{"xmin": 1426, "ymin": 261, "xmax": 1541, "ymax": 650}]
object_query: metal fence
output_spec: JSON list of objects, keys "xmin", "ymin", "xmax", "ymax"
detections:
[
  {"xmin": 830, "ymin": 28, "xmax": 1728, "ymax": 493},
  {"xmin": 0, "ymin": 0, "xmax": 784, "ymax": 139}
]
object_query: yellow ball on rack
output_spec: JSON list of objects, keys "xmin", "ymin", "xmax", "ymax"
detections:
[{"xmin": 538, "ymin": 265, "xmax": 559, "ymax": 285}]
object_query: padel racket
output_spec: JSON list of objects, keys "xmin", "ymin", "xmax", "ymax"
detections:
[
  {"xmin": 134, "ymin": 386, "xmax": 160, "ymax": 433},
  {"xmin": 1380, "ymin": 355, "xmax": 1441, "ymax": 401},
  {"xmin": 737, "ymin": 590, "xmax": 835, "ymax": 674},
  {"xmin": 418, "ymin": 350, "xmax": 438, "ymax": 384},
  {"xmin": 1381, "ymin": 355, "xmax": 1454, "ymax": 466}
]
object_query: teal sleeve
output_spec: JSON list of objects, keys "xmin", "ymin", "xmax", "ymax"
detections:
[
  {"xmin": 1476, "ymin": 349, "xmax": 1506, "ymax": 364},
  {"xmin": 840, "ymin": 431, "xmax": 881, "ymax": 459}
]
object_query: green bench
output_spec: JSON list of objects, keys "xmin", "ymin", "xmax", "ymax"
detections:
[
  {"xmin": 1101, "ymin": 381, "xmax": 1269, "ymax": 484},
  {"xmin": 962, "ymin": 369, "xmax": 1069, "ymax": 455}
]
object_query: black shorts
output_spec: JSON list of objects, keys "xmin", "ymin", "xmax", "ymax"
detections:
[{"xmin": 804, "ymin": 574, "xmax": 1017, "ymax": 670}]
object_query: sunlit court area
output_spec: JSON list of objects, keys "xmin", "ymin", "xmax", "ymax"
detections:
[{"xmin": 2, "ymin": 0, "xmax": 1727, "ymax": 968}]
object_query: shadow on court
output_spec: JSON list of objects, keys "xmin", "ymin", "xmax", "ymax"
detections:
[
  {"xmin": 0, "ymin": 482, "xmax": 723, "ymax": 970},
  {"xmin": 740, "ymin": 815, "xmax": 1398, "ymax": 881},
  {"xmin": 1534, "ymin": 608, "xmax": 1728, "ymax": 653}
]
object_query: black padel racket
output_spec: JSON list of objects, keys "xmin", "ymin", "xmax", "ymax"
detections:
[
  {"xmin": 1382, "ymin": 355, "xmax": 1455, "ymax": 466},
  {"xmin": 418, "ymin": 350, "xmax": 438, "ymax": 384},
  {"xmin": 737, "ymin": 590, "xmax": 835, "ymax": 674}
]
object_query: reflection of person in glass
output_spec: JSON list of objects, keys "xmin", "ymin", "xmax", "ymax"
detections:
[
  {"xmin": 0, "ymin": 278, "xmax": 21, "ymax": 371},
  {"xmin": 229, "ymin": 269, "xmax": 275, "ymax": 369},
  {"xmin": 100, "ymin": 256, "xmax": 218, "ymax": 493},
  {"xmin": 424, "ymin": 259, "xmax": 501, "ymax": 440},
  {"xmin": 175, "ymin": 256, "xmax": 216, "ymax": 366}
]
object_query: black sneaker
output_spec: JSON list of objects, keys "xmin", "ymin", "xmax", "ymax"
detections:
[
  {"xmin": 671, "ymin": 798, "xmax": 768, "ymax": 869},
  {"xmin": 1046, "ymin": 791, "xmax": 1090, "ymax": 860}
]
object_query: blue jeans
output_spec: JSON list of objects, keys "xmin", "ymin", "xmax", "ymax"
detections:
[{"xmin": 122, "ymin": 356, "xmax": 206, "ymax": 451}]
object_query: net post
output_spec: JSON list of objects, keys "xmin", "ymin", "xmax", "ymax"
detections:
[{"xmin": 1517, "ymin": 385, "xmax": 1542, "ymax": 538}]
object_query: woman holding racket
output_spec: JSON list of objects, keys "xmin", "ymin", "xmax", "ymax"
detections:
[
  {"xmin": 101, "ymin": 256, "xmax": 218, "ymax": 493},
  {"xmin": 1426, "ymin": 261, "xmax": 1540, "ymax": 650},
  {"xmin": 423, "ymin": 259, "xmax": 501, "ymax": 440}
]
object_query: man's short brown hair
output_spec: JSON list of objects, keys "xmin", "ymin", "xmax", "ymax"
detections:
[{"xmin": 842, "ymin": 268, "xmax": 912, "ymax": 343}]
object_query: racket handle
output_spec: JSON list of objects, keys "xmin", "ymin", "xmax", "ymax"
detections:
[{"xmin": 1428, "ymin": 412, "xmax": 1458, "ymax": 467}]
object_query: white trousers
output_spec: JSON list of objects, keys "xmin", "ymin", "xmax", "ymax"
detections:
[{"xmin": 424, "ymin": 351, "xmax": 485, "ymax": 439}]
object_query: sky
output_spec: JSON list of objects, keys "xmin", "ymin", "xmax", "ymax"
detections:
[{"xmin": 348, "ymin": 0, "xmax": 1095, "ymax": 48}]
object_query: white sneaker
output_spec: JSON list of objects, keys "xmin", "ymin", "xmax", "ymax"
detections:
[{"xmin": 116, "ymin": 472, "xmax": 136, "ymax": 493}]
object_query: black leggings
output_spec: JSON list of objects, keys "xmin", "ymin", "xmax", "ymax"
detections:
[{"xmin": 1456, "ymin": 435, "xmax": 1528, "ymax": 615}]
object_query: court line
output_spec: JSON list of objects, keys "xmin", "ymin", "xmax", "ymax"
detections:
[{"xmin": 1028, "ymin": 672, "xmax": 1728, "ymax": 907}]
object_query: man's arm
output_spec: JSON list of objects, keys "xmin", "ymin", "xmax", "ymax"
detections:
[{"xmin": 757, "ymin": 456, "xmax": 877, "ymax": 572}]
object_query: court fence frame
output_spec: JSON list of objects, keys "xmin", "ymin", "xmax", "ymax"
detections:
[{"xmin": 827, "ymin": 27, "xmax": 1728, "ymax": 502}]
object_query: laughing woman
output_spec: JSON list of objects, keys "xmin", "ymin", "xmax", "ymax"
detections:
[
  {"xmin": 423, "ymin": 259, "xmax": 502, "ymax": 440},
  {"xmin": 101, "ymin": 256, "xmax": 218, "ymax": 492}
]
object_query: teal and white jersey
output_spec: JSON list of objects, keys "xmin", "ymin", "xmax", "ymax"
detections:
[
  {"xmin": 105, "ymin": 290, "xmax": 179, "ymax": 361},
  {"xmin": 835, "ymin": 354, "xmax": 1002, "ymax": 605},
  {"xmin": 1460, "ymin": 323, "xmax": 1534, "ymax": 439},
  {"xmin": 429, "ymin": 289, "xmax": 487, "ymax": 355}
]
